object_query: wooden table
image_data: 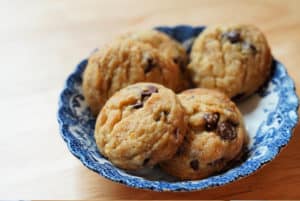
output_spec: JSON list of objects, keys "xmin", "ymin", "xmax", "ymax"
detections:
[{"xmin": 1, "ymin": 0, "xmax": 300, "ymax": 199}]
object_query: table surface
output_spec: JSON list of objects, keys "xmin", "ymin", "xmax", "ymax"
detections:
[{"xmin": 1, "ymin": 0, "xmax": 300, "ymax": 199}]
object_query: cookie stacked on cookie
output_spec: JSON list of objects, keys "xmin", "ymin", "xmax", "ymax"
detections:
[
  {"xmin": 160, "ymin": 88, "xmax": 248, "ymax": 179},
  {"xmin": 82, "ymin": 25, "xmax": 272, "ymax": 180},
  {"xmin": 95, "ymin": 83, "xmax": 187, "ymax": 170}
]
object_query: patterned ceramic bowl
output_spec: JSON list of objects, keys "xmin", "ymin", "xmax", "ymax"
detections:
[{"xmin": 57, "ymin": 25, "xmax": 299, "ymax": 191}]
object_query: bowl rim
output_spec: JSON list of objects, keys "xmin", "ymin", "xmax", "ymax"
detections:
[{"xmin": 57, "ymin": 25, "xmax": 299, "ymax": 191}]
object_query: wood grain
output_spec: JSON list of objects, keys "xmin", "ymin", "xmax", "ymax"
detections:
[{"xmin": 0, "ymin": 0, "xmax": 300, "ymax": 199}]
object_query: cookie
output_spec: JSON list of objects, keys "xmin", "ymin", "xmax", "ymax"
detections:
[
  {"xmin": 160, "ymin": 88, "xmax": 248, "ymax": 180},
  {"xmin": 188, "ymin": 24, "xmax": 272, "ymax": 99},
  {"xmin": 82, "ymin": 39, "xmax": 182, "ymax": 116},
  {"xmin": 94, "ymin": 83, "xmax": 187, "ymax": 170},
  {"xmin": 119, "ymin": 30, "xmax": 190, "ymax": 89}
]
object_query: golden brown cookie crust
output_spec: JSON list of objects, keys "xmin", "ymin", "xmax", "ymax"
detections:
[
  {"xmin": 95, "ymin": 83, "xmax": 187, "ymax": 170},
  {"xmin": 119, "ymin": 29, "xmax": 190, "ymax": 90},
  {"xmin": 119, "ymin": 30, "xmax": 187, "ymax": 69},
  {"xmin": 160, "ymin": 88, "xmax": 248, "ymax": 180},
  {"xmin": 82, "ymin": 39, "xmax": 182, "ymax": 116},
  {"xmin": 188, "ymin": 24, "xmax": 272, "ymax": 99}
]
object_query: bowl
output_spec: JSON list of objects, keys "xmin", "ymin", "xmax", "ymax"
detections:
[{"xmin": 57, "ymin": 25, "xmax": 299, "ymax": 191}]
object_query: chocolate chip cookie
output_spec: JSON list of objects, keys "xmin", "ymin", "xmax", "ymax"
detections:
[
  {"xmin": 119, "ymin": 29, "xmax": 190, "ymax": 89},
  {"xmin": 160, "ymin": 88, "xmax": 248, "ymax": 180},
  {"xmin": 83, "ymin": 39, "xmax": 182, "ymax": 116},
  {"xmin": 188, "ymin": 24, "xmax": 272, "ymax": 99},
  {"xmin": 94, "ymin": 83, "xmax": 187, "ymax": 170}
]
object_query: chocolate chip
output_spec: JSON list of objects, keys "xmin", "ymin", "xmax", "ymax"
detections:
[
  {"xmin": 131, "ymin": 101, "xmax": 143, "ymax": 109},
  {"xmin": 162, "ymin": 110, "xmax": 169, "ymax": 117},
  {"xmin": 162, "ymin": 110, "xmax": 169, "ymax": 118},
  {"xmin": 143, "ymin": 158, "xmax": 150, "ymax": 166},
  {"xmin": 141, "ymin": 87, "xmax": 156, "ymax": 97},
  {"xmin": 204, "ymin": 112, "xmax": 220, "ymax": 131},
  {"xmin": 190, "ymin": 159, "xmax": 199, "ymax": 171},
  {"xmin": 173, "ymin": 57, "xmax": 179, "ymax": 64},
  {"xmin": 144, "ymin": 57, "xmax": 156, "ymax": 73},
  {"xmin": 147, "ymin": 85, "xmax": 158, "ymax": 94},
  {"xmin": 217, "ymin": 120, "xmax": 237, "ymax": 140},
  {"xmin": 141, "ymin": 86, "xmax": 158, "ymax": 101},
  {"xmin": 223, "ymin": 31, "xmax": 241, "ymax": 43},
  {"xmin": 242, "ymin": 41, "xmax": 257, "ymax": 54},
  {"xmin": 132, "ymin": 86, "xmax": 159, "ymax": 110}
]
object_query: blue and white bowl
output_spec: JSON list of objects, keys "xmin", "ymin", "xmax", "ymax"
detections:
[{"xmin": 57, "ymin": 25, "xmax": 299, "ymax": 191}]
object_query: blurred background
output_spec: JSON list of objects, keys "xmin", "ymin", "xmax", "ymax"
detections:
[{"xmin": 1, "ymin": 0, "xmax": 300, "ymax": 199}]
